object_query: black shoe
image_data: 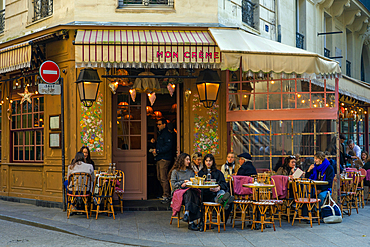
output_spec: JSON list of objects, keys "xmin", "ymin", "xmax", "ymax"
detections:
[
  {"xmin": 161, "ymin": 197, "xmax": 170, "ymax": 204},
  {"xmin": 198, "ymin": 222, "xmax": 204, "ymax": 232},
  {"xmin": 183, "ymin": 213, "xmax": 189, "ymax": 222},
  {"xmin": 224, "ymin": 195, "xmax": 235, "ymax": 210},
  {"xmin": 188, "ymin": 222, "xmax": 200, "ymax": 231}
]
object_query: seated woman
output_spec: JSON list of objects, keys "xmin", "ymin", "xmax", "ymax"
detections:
[
  {"xmin": 67, "ymin": 152, "xmax": 95, "ymax": 210},
  {"xmin": 80, "ymin": 146, "xmax": 95, "ymax": 170},
  {"xmin": 220, "ymin": 152, "xmax": 240, "ymax": 179},
  {"xmin": 276, "ymin": 155, "xmax": 296, "ymax": 178},
  {"xmin": 305, "ymin": 151, "xmax": 334, "ymax": 209},
  {"xmin": 361, "ymin": 151, "xmax": 369, "ymax": 165},
  {"xmin": 169, "ymin": 153, "xmax": 201, "ymax": 231},
  {"xmin": 198, "ymin": 154, "xmax": 234, "ymax": 209},
  {"xmin": 236, "ymin": 152, "xmax": 257, "ymax": 177},
  {"xmin": 190, "ymin": 152, "xmax": 203, "ymax": 174}
]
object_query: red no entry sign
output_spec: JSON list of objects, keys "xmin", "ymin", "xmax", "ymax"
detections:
[{"xmin": 39, "ymin": 61, "xmax": 60, "ymax": 84}]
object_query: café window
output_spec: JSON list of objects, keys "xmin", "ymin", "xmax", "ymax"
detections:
[
  {"xmin": 116, "ymin": 92, "xmax": 141, "ymax": 150},
  {"xmin": 340, "ymin": 116, "xmax": 365, "ymax": 151},
  {"xmin": 10, "ymin": 75, "xmax": 43, "ymax": 162},
  {"xmin": 228, "ymin": 72, "xmax": 336, "ymax": 111},
  {"xmin": 231, "ymin": 119, "xmax": 337, "ymax": 169}
]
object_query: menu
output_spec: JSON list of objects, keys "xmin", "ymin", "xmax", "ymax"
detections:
[{"xmin": 292, "ymin": 168, "xmax": 304, "ymax": 179}]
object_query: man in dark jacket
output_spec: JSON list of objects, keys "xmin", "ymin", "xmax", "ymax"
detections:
[
  {"xmin": 152, "ymin": 118, "xmax": 173, "ymax": 203},
  {"xmin": 236, "ymin": 152, "xmax": 257, "ymax": 176}
]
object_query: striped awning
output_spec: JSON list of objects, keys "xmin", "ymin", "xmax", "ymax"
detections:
[
  {"xmin": 75, "ymin": 30, "xmax": 221, "ymax": 69},
  {"xmin": 0, "ymin": 41, "xmax": 32, "ymax": 74},
  {"xmin": 0, "ymin": 33, "xmax": 61, "ymax": 74}
]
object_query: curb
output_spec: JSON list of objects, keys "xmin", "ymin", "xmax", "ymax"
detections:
[{"xmin": 0, "ymin": 212, "xmax": 205, "ymax": 247}]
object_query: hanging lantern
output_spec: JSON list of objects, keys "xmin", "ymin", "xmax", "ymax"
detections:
[
  {"xmin": 184, "ymin": 89, "xmax": 192, "ymax": 102},
  {"xmin": 146, "ymin": 106, "xmax": 153, "ymax": 116},
  {"xmin": 109, "ymin": 81, "xmax": 119, "ymax": 94},
  {"xmin": 153, "ymin": 111, "xmax": 162, "ymax": 119},
  {"xmin": 129, "ymin": 88, "xmax": 136, "ymax": 102},
  {"xmin": 167, "ymin": 83, "xmax": 175, "ymax": 97},
  {"xmin": 148, "ymin": 92, "xmax": 156, "ymax": 106},
  {"xmin": 196, "ymin": 69, "xmax": 222, "ymax": 108},
  {"xmin": 118, "ymin": 102, "xmax": 129, "ymax": 112},
  {"xmin": 124, "ymin": 114, "xmax": 133, "ymax": 120},
  {"xmin": 170, "ymin": 103, "xmax": 177, "ymax": 113}
]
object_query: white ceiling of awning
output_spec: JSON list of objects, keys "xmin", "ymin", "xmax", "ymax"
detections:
[{"xmin": 209, "ymin": 28, "xmax": 341, "ymax": 76}]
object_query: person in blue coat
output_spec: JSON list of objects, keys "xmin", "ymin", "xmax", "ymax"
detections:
[
  {"xmin": 305, "ymin": 151, "xmax": 334, "ymax": 209},
  {"xmin": 236, "ymin": 152, "xmax": 257, "ymax": 177}
]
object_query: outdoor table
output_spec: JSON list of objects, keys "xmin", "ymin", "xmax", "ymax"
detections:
[
  {"xmin": 186, "ymin": 183, "xmax": 218, "ymax": 230},
  {"xmin": 243, "ymin": 183, "xmax": 275, "ymax": 201},
  {"xmin": 243, "ymin": 183, "xmax": 275, "ymax": 230}
]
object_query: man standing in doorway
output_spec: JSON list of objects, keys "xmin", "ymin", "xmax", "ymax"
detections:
[{"xmin": 152, "ymin": 118, "xmax": 173, "ymax": 204}]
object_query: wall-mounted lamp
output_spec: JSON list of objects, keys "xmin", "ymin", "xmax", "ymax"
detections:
[
  {"xmin": 75, "ymin": 68, "xmax": 102, "ymax": 108},
  {"xmin": 196, "ymin": 69, "xmax": 222, "ymax": 108}
]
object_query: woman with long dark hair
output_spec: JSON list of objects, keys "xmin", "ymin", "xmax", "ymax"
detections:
[
  {"xmin": 67, "ymin": 152, "xmax": 95, "ymax": 192},
  {"xmin": 80, "ymin": 146, "xmax": 95, "ymax": 170},
  {"xmin": 198, "ymin": 154, "xmax": 234, "ymax": 209},
  {"xmin": 169, "ymin": 153, "xmax": 201, "ymax": 231},
  {"xmin": 276, "ymin": 155, "xmax": 297, "ymax": 178}
]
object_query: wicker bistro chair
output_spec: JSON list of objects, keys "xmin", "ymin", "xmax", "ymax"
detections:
[
  {"xmin": 357, "ymin": 169, "xmax": 366, "ymax": 208},
  {"xmin": 232, "ymin": 176, "xmax": 253, "ymax": 229},
  {"xmin": 114, "ymin": 170, "xmax": 125, "ymax": 213},
  {"xmin": 66, "ymin": 172, "xmax": 93, "ymax": 219},
  {"xmin": 203, "ymin": 201, "xmax": 226, "ymax": 233},
  {"xmin": 291, "ymin": 179, "xmax": 320, "ymax": 227},
  {"xmin": 90, "ymin": 175, "xmax": 117, "ymax": 220},
  {"xmin": 347, "ymin": 172, "xmax": 360, "ymax": 215},
  {"xmin": 169, "ymin": 180, "xmax": 186, "ymax": 228},
  {"xmin": 250, "ymin": 177, "xmax": 283, "ymax": 232}
]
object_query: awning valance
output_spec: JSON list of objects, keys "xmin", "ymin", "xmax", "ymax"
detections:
[
  {"xmin": 318, "ymin": 75, "xmax": 370, "ymax": 104},
  {"xmin": 209, "ymin": 28, "xmax": 341, "ymax": 76},
  {"xmin": 0, "ymin": 41, "xmax": 32, "ymax": 74},
  {"xmin": 0, "ymin": 33, "xmax": 61, "ymax": 74},
  {"xmin": 75, "ymin": 30, "xmax": 221, "ymax": 69}
]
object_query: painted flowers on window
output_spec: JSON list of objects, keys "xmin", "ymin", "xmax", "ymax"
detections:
[
  {"xmin": 193, "ymin": 94, "xmax": 219, "ymax": 155},
  {"xmin": 80, "ymin": 92, "xmax": 104, "ymax": 154}
]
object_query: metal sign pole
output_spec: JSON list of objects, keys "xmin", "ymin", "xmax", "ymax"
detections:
[{"xmin": 60, "ymin": 77, "xmax": 66, "ymax": 211}]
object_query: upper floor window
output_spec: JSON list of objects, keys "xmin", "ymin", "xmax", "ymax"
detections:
[
  {"xmin": 242, "ymin": 0, "xmax": 255, "ymax": 28},
  {"xmin": 32, "ymin": 0, "xmax": 53, "ymax": 22},
  {"xmin": 118, "ymin": 0, "xmax": 174, "ymax": 7}
]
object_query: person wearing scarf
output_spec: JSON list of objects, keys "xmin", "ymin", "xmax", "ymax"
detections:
[
  {"xmin": 221, "ymin": 152, "xmax": 240, "ymax": 178},
  {"xmin": 305, "ymin": 151, "xmax": 334, "ymax": 208}
]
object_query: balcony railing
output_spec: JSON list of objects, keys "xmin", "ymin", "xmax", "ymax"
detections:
[
  {"xmin": 0, "ymin": 10, "xmax": 4, "ymax": 34},
  {"xmin": 346, "ymin": 60, "xmax": 351, "ymax": 77},
  {"xmin": 33, "ymin": 0, "xmax": 53, "ymax": 22},
  {"xmin": 118, "ymin": 0, "xmax": 174, "ymax": 7},
  {"xmin": 324, "ymin": 48, "xmax": 330, "ymax": 58},
  {"xmin": 296, "ymin": 32, "xmax": 304, "ymax": 49},
  {"xmin": 242, "ymin": 0, "xmax": 255, "ymax": 28}
]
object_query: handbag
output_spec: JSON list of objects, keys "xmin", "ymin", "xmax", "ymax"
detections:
[{"xmin": 321, "ymin": 192, "xmax": 342, "ymax": 224}]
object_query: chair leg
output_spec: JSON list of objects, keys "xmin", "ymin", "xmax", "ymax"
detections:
[
  {"xmin": 109, "ymin": 198, "xmax": 115, "ymax": 220},
  {"xmin": 177, "ymin": 212, "xmax": 181, "ymax": 228},
  {"xmin": 84, "ymin": 198, "xmax": 89, "ymax": 219},
  {"xmin": 223, "ymin": 207, "xmax": 226, "ymax": 231}
]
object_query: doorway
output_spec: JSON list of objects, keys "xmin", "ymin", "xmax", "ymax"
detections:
[
  {"xmin": 146, "ymin": 93, "xmax": 178, "ymax": 199},
  {"xmin": 112, "ymin": 73, "xmax": 180, "ymax": 200}
]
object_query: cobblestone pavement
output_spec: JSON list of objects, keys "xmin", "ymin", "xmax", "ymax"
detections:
[
  {"xmin": 0, "ymin": 219, "xmax": 132, "ymax": 247},
  {"xmin": 1, "ymin": 200, "xmax": 370, "ymax": 247}
]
